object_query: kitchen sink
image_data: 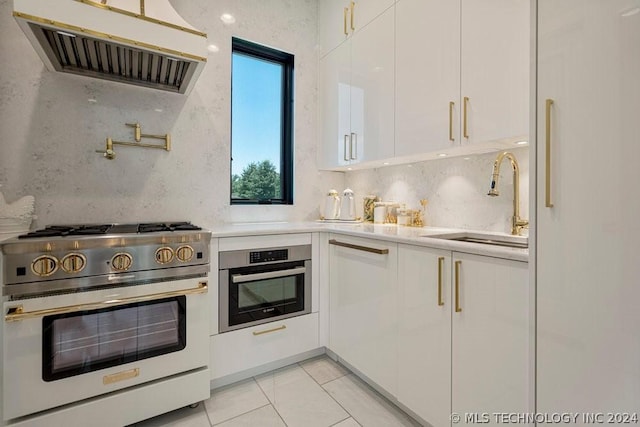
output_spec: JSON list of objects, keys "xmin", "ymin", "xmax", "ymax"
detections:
[{"xmin": 423, "ymin": 232, "xmax": 528, "ymax": 249}]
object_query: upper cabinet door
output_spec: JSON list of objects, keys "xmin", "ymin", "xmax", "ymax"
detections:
[
  {"xmin": 319, "ymin": 41, "xmax": 352, "ymax": 169},
  {"xmin": 350, "ymin": 6, "xmax": 395, "ymax": 164},
  {"xmin": 319, "ymin": 0, "xmax": 351, "ymax": 58},
  {"xmin": 395, "ymin": 0, "xmax": 461, "ymax": 156},
  {"xmin": 460, "ymin": 0, "xmax": 529, "ymax": 146},
  {"xmin": 319, "ymin": 0, "xmax": 396, "ymax": 58},
  {"xmin": 537, "ymin": 0, "xmax": 640, "ymax": 416}
]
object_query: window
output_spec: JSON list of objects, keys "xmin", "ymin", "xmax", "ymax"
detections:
[{"xmin": 231, "ymin": 38, "xmax": 294, "ymax": 205}]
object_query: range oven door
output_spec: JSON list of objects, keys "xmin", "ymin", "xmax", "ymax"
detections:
[
  {"xmin": 219, "ymin": 260, "xmax": 311, "ymax": 333},
  {"xmin": 2, "ymin": 278, "xmax": 209, "ymax": 421}
]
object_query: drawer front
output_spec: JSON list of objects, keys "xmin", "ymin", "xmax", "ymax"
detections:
[{"xmin": 210, "ymin": 313, "xmax": 319, "ymax": 379}]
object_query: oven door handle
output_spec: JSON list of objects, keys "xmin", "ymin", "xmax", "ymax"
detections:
[
  {"xmin": 4, "ymin": 281, "xmax": 208, "ymax": 322},
  {"xmin": 231, "ymin": 267, "xmax": 307, "ymax": 284}
]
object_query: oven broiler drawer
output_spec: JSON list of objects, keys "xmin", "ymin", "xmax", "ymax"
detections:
[{"xmin": 2, "ymin": 278, "xmax": 210, "ymax": 421}]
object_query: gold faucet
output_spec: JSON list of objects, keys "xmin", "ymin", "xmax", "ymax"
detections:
[{"xmin": 488, "ymin": 151, "xmax": 529, "ymax": 236}]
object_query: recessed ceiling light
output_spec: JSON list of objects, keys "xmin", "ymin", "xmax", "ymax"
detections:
[
  {"xmin": 515, "ymin": 140, "xmax": 528, "ymax": 145},
  {"xmin": 438, "ymin": 153, "xmax": 448, "ymax": 157},
  {"xmin": 383, "ymin": 162, "xmax": 390, "ymax": 165},
  {"xmin": 87, "ymin": 98, "xmax": 97, "ymax": 103},
  {"xmin": 463, "ymin": 157, "xmax": 471, "ymax": 160},
  {"xmin": 207, "ymin": 44, "xmax": 220, "ymax": 53},
  {"xmin": 220, "ymin": 13, "xmax": 236, "ymax": 24},
  {"xmin": 154, "ymin": 108, "xmax": 163, "ymax": 113},
  {"xmin": 347, "ymin": 167, "xmax": 353, "ymax": 171}
]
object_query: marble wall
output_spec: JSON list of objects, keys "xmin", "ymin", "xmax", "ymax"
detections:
[
  {"xmin": 0, "ymin": 0, "xmax": 343, "ymax": 229},
  {"xmin": 343, "ymin": 147, "xmax": 530, "ymax": 234}
]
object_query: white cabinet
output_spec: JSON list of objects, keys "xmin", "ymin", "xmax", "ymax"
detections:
[
  {"xmin": 397, "ymin": 245, "xmax": 451, "ymax": 427},
  {"xmin": 210, "ymin": 313, "xmax": 319, "ymax": 380},
  {"xmin": 536, "ymin": 0, "xmax": 640, "ymax": 415},
  {"xmin": 395, "ymin": 0, "xmax": 529, "ymax": 159},
  {"xmin": 397, "ymin": 247, "xmax": 529, "ymax": 426},
  {"xmin": 329, "ymin": 234, "xmax": 398, "ymax": 394},
  {"xmin": 395, "ymin": 0, "xmax": 460, "ymax": 156},
  {"xmin": 318, "ymin": 6, "xmax": 394, "ymax": 169},
  {"xmin": 460, "ymin": 0, "xmax": 529, "ymax": 147},
  {"xmin": 451, "ymin": 252, "xmax": 529, "ymax": 422},
  {"xmin": 319, "ymin": 0, "xmax": 396, "ymax": 57}
]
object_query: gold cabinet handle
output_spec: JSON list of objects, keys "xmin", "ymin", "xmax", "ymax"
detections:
[
  {"xmin": 343, "ymin": 7, "xmax": 349, "ymax": 35},
  {"xmin": 350, "ymin": 1, "xmax": 356, "ymax": 31},
  {"xmin": 350, "ymin": 132, "xmax": 357, "ymax": 160},
  {"xmin": 253, "ymin": 325, "xmax": 286, "ymax": 336},
  {"xmin": 437, "ymin": 257, "xmax": 445, "ymax": 306},
  {"xmin": 449, "ymin": 101, "xmax": 455, "ymax": 142},
  {"xmin": 463, "ymin": 97, "xmax": 470, "ymax": 139},
  {"xmin": 344, "ymin": 135, "xmax": 350, "ymax": 161},
  {"xmin": 454, "ymin": 261, "xmax": 462, "ymax": 312},
  {"xmin": 5, "ymin": 282, "xmax": 208, "ymax": 322},
  {"xmin": 329, "ymin": 239, "xmax": 389, "ymax": 255},
  {"xmin": 545, "ymin": 99, "xmax": 555, "ymax": 208}
]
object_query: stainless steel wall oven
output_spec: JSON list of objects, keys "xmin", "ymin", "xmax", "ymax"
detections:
[{"xmin": 219, "ymin": 245, "xmax": 311, "ymax": 333}]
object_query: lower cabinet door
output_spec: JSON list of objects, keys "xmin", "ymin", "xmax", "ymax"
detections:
[
  {"xmin": 210, "ymin": 313, "xmax": 319, "ymax": 379},
  {"xmin": 397, "ymin": 244, "xmax": 452, "ymax": 427},
  {"xmin": 329, "ymin": 235, "xmax": 398, "ymax": 395},
  {"xmin": 451, "ymin": 252, "xmax": 530, "ymax": 423}
]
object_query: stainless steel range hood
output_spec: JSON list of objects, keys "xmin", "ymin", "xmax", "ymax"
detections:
[{"xmin": 13, "ymin": 0, "xmax": 207, "ymax": 94}]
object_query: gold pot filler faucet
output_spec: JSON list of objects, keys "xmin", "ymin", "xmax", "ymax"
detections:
[{"xmin": 488, "ymin": 151, "xmax": 529, "ymax": 236}]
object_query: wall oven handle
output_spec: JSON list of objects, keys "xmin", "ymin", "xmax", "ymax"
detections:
[
  {"xmin": 231, "ymin": 267, "xmax": 307, "ymax": 284},
  {"xmin": 4, "ymin": 281, "xmax": 208, "ymax": 322},
  {"xmin": 328, "ymin": 239, "xmax": 389, "ymax": 255}
]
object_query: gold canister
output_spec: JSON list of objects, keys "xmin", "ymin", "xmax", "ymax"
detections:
[{"xmin": 363, "ymin": 195, "xmax": 379, "ymax": 222}]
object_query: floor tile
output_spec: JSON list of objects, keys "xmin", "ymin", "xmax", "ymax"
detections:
[
  {"xmin": 300, "ymin": 356, "xmax": 349, "ymax": 385},
  {"xmin": 214, "ymin": 405, "xmax": 285, "ymax": 427},
  {"xmin": 323, "ymin": 375, "xmax": 420, "ymax": 427},
  {"xmin": 332, "ymin": 418, "xmax": 362, "ymax": 427},
  {"xmin": 131, "ymin": 405, "xmax": 211, "ymax": 427},
  {"xmin": 204, "ymin": 378, "xmax": 269, "ymax": 425},
  {"xmin": 256, "ymin": 364, "xmax": 349, "ymax": 427}
]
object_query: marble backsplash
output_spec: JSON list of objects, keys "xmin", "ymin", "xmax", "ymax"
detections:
[
  {"xmin": 0, "ymin": 0, "xmax": 343, "ymax": 230},
  {"xmin": 343, "ymin": 147, "xmax": 530, "ymax": 234}
]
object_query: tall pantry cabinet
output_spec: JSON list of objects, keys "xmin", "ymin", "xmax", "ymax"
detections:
[{"xmin": 536, "ymin": 0, "xmax": 640, "ymax": 414}]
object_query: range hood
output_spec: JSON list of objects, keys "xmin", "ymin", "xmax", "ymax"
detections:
[{"xmin": 13, "ymin": 0, "xmax": 207, "ymax": 94}]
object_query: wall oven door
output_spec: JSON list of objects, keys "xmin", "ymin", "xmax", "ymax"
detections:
[
  {"xmin": 2, "ymin": 278, "xmax": 209, "ymax": 421},
  {"xmin": 219, "ymin": 246, "xmax": 311, "ymax": 333}
]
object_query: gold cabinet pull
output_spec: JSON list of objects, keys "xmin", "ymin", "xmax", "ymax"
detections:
[
  {"xmin": 343, "ymin": 7, "xmax": 349, "ymax": 35},
  {"xmin": 350, "ymin": 1, "xmax": 356, "ymax": 31},
  {"xmin": 449, "ymin": 101, "xmax": 455, "ymax": 141},
  {"xmin": 463, "ymin": 97, "xmax": 470, "ymax": 139},
  {"xmin": 253, "ymin": 325, "xmax": 286, "ymax": 336},
  {"xmin": 437, "ymin": 257, "xmax": 445, "ymax": 306},
  {"xmin": 329, "ymin": 239, "xmax": 389, "ymax": 255},
  {"xmin": 545, "ymin": 99, "xmax": 555, "ymax": 208},
  {"xmin": 344, "ymin": 135, "xmax": 350, "ymax": 161},
  {"xmin": 5, "ymin": 282, "xmax": 207, "ymax": 322},
  {"xmin": 454, "ymin": 261, "xmax": 462, "ymax": 313}
]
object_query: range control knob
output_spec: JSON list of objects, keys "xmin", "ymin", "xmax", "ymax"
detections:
[
  {"xmin": 60, "ymin": 253, "xmax": 87, "ymax": 274},
  {"xmin": 176, "ymin": 245, "xmax": 194, "ymax": 262},
  {"xmin": 31, "ymin": 255, "xmax": 59, "ymax": 277},
  {"xmin": 111, "ymin": 252, "xmax": 133, "ymax": 271},
  {"xmin": 155, "ymin": 247, "xmax": 174, "ymax": 264}
]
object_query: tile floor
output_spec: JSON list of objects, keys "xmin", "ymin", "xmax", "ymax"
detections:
[{"xmin": 132, "ymin": 355, "xmax": 421, "ymax": 427}]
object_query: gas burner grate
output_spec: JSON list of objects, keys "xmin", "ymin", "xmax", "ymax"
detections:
[
  {"xmin": 138, "ymin": 222, "xmax": 202, "ymax": 233},
  {"xmin": 19, "ymin": 224, "xmax": 113, "ymax": 239}
]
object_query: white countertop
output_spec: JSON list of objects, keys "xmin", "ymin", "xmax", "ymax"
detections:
[{"xmin": 210, "ymin": 222, "xmax": 529, "ymax": 262}]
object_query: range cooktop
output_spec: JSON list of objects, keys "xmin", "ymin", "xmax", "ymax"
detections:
[{"xmin": 18, "ymin": 222, "xmax": 202, "ymax": 239}]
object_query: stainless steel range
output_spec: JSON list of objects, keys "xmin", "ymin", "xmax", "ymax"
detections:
[{"xmin": 1, "ymin": 222, "xmax": 211, "ymax": 426}]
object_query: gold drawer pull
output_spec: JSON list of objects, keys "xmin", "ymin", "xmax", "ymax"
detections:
[
  {"xmin": 449, "ymin": 101, "xmax": 455, "ymax": 142},
  {"xmin": 329, "ymin": 239, "xmax": 389, "ymax": 255},
  {"xmin": 350, "ymin": 1, "xmax": 356, "ymax": 31},
  {"xmin": 463, "ymin": 97, "xmax": 470, "ymax": 139},
  {"xmin": 103, "ymin": 368, "xmax": 139, "ymax": 385},
  {"xmin": 545, "ymin": 98, "xmax": 555, "ymax": 208},
  {"xmin": 343, "ymin": 7, "xmax": 349, "ymax": 35},
  {"xmin": 253, "ymin": 325, "xmax": 287, "ymax": 336}
]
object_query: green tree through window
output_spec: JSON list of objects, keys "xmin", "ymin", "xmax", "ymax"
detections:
[{"xmin": 232, "ymin": 160, "xmax": 281, "ymax": 200}]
